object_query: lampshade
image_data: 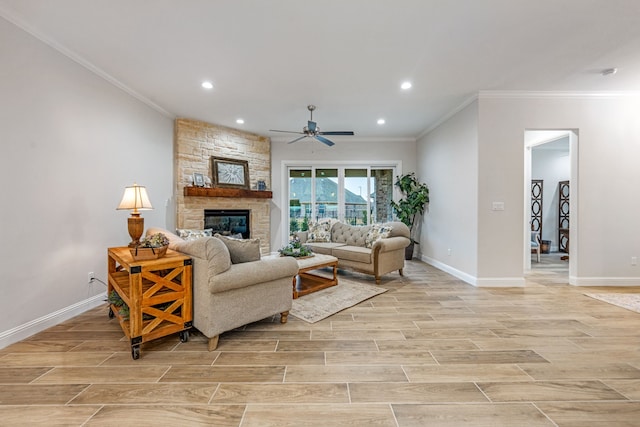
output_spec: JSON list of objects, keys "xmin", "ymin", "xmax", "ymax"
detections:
[{"xmin": 116, "ymin": 184, "xmax": 153, "ymax": 213}]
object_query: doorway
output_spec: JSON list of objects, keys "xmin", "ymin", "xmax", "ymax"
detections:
[{"xmin": 524, "ymin": 130, "xmax": 578, "ymax": 282}]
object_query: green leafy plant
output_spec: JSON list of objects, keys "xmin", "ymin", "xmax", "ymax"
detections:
[
  {"xmin": 301, "ymin": 215, "xmax": 310, "ymax": 231},
  {"xmin": 278, "ymin": 236, "xmax": 313, "ymax": 258},
  {"xmin": 390, "ymin": 172, "xmax": 429, "ymax": 244},
  {"xmin": 108, "ymin": 290, "xmax": 129, "ymax": 319},
  {"xmin": 139, "ymin": 232, "xmax": 169, "ymax": 248}
]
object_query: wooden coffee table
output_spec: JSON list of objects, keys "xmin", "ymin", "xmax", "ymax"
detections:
[{"xmin": 293, "ymin": 253, "xmax": 339, "ymax": 299}]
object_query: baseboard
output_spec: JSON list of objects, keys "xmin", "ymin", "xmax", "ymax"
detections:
[
  {"xmin": 420, "ymin": 255, "xmax": 525, "ymax": 287},
  {"xmin": 419, "ymin": 254, "xmax": 640, "ymax": 288},
  {"xmin": 0, "ymin": 292, "xmax": 106, "ymax": 349},
  {"xmin": 420, "ymin": 255, "xmax": 478, "ymax": 286},
  {"xmin": 570, "ymin": 277, "xmax": 640, "ymax": 287}
]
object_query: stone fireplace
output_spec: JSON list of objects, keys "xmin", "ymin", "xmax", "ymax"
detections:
[{"xmin": 174, "ymin": 118, "xmax": 272, "ymax": 253}]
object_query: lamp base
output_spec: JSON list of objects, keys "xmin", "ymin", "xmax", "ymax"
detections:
[{"xmin": 127, "ymin": 215, "xmax": 144, "ymax": 248}]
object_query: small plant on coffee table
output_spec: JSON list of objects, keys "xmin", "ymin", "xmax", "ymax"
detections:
[{"xmin": 279, "ymin": 236, "xmax": 313, "ymax": 258}]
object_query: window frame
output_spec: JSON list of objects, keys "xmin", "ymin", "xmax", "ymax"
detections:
[{"xmin": 281, "ymin": 160, "xmax": 402, "ymax": 244}]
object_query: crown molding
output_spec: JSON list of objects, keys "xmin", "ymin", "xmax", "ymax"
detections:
[
  {"xmin": 269, "ymin": 135, "xmax": 416, "ymax": 144},
  {"xmin": 478, "ymin": 90, "xmax": 640, "ymax": 99},
  {"xmin": 416, "ymin": 90, "xmax": 640, "ymax": 139},
  {"xmin": 0, "ymin": 8, "xmax": 175, "ymax": 119},
  {"xmin": 417, "ymin": 93, "xmax": 479, "ymax": 140}
]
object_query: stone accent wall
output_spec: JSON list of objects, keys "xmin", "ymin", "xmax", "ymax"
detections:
[
  {"xmin": 373, "ymin": 169, "xmax": 394, "ymax": 222},
  {"xmin": 174, "ymin": 118, "xmax": 272, "ymax": 253}
]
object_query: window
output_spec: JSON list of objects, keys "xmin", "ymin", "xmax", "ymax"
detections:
[
  {"xmin": 344, "ymin": 169, "xmax": 368, "ymax": 225},
  {"xmin": 287, "ymin": 164, "xmax": 397, "ymax": 235}
]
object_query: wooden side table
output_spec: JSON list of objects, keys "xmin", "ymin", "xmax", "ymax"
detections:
[{"xmin": 107, "ymin": 247, "xmax": 193, "ymax": 359}]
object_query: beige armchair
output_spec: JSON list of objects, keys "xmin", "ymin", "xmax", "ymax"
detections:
[{"xmin": 146, "ymin": 228, "xmax": 299, "ymax": 350}]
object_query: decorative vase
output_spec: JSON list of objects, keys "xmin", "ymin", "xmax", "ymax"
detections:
[
  {"xmin": 130, "ymin": 245, "xmax": 168, "ymax": 261},
  {"xmin": 404, "ymin": 242, "xmax": 415, "ymax": 260}
]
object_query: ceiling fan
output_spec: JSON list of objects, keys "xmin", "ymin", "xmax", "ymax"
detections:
[{"xmin": 269, "ymin": 105, "xmax": 354, "ymax": 146}]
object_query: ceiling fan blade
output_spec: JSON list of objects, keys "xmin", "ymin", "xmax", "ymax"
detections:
[
  {"xmin": 318, "ymin": 131, "xmax": 355, "ymax": 136},
  {"xmin": 288, "ymin": 135, "xmax": 308, "ymax": 144},
  {"xmin": 308, "ymin": 120, "xmax": 317, "ymax": 133},
  {"xmin": 269, "ymin": 129, "xmax": 304, "ymax": 134},
  {"xmin": 315, "ymin": 135, "xmax": 335, "ymax": 147}
]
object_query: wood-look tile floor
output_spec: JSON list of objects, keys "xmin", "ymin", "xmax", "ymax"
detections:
[{"xmin": 2, "ymin": 255, "xmax": 640, "ymax": 426}]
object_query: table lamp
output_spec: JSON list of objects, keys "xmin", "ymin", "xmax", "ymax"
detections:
[{"xmin": 116, "ymin": 183, "xmax": 153, "ymax": 247}]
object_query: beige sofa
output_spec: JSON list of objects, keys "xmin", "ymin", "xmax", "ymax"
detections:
[
  {"xmin": 296, "ymin": 221, "xmax": 411, "ymax": 284},
  {"xmin": 146, "ymin": 227, "xmax": 299, "ymax": 351}
]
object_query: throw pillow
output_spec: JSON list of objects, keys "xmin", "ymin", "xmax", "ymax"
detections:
[
  {"xmin": 176, "ymin": 228, "xmax": 213, "ymax": 241},
  {"xmin": 307, "ymin": 221, "xmax": 332, "ymax": 242},
  {"xmin": 214, "ymin": 233, "xmax": 261, "ymax": 264},
  {"xmin": 365, "ymin": 224, "xmax": 393, "ymax": 248}
]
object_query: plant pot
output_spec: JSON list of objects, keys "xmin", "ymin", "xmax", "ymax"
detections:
[
  {"xmin": 405, "ymin": 242, "xmax": 415, "ymax": 260},
  {"xmin": 541, "ymin": 240, "xmax": 551, "ymax": 254},
  {"xmin": 130, "ymin": 245, "xmax": 168, "ymax": 260}
]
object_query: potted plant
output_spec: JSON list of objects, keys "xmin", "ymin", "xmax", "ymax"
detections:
[
  {"xmin": 130, "ymin": 232, "xmax": 170, "ymax": 260},
  {"xmin": 390, "ymin": 172, "xmax": 430, "ymax": 259},
  {"xmin": 278, "ymin": 236, "xmax": 314, "ymax": 258}
]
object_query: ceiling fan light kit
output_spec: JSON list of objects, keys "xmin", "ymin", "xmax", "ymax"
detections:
[{"xmin": 270, "ymin": 105, "xmax": 354, "ymax": 146}]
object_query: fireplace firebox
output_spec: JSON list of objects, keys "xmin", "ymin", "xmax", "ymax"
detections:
[{"xmin": 204, "ymin": 209, "xmax": 250, "ymax": 239}]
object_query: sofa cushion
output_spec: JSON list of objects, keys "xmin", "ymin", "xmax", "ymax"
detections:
[
  {"xmin": 331, "ymin": 222, "xmax": 371, "ymax": 246},
  {"xmin": 332, "ymin": 245, "xmax": 373, "ymax": 264},
  {"xmin": 176, "ymin": 228, "xmax": 213, "ymax": 241},
  {"xmin": 304, "ymin": 242, "xmax": 346, "ymax": 255},
  {"xmin": 365, "ymin": 224, "xmax": 393, "ymax": 248},
  {"xmin": 215, "ymin": 234, "xmax": 261, "ymax": 264},
  {"xmin": 307, "ymin": 221, "xmax": 333, "ymax": 242}
]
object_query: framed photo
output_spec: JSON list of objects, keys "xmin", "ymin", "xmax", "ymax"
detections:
[
  {"xmin": 211, "ymin": 156, "xmax": 250, "ymax": 189},
  {"xmin": 193, "ymin": 172, "xmax": 205, "ymax": 187}
]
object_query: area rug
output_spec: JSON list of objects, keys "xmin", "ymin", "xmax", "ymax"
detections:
[
  {"xmin": 290, "ymin": 279, "xmax": 388, "ymax": 323},
  {"xmin": 584, "ymin": 293, "xmax": 640, "ymax": 314}
]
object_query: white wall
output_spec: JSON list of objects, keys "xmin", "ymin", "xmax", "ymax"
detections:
[
  {"xmin": 416, "ymin": 101, "xmax": 479, "ymax": 281},
  {"xmin": 0, "ymin": 18, "xmax": 174, "ymax": 346},
  {"xmin": 531, "ymin": 139, "xmax": 570, "ymax": 250},
  {"xmin": 270, "ymin": 138, "xmax": 417, "ymax": 249},
  {"xmin": 418, "ymin": 94, "xmax": 640, "ymax": 286},
  {"xmin": 477, "ymin": 94, "xmax": 640, "ymax": 285}
]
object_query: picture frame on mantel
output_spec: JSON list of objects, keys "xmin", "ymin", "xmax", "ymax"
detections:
[
  {"xmin": 211, "ymin": 156, "xmax": 250, "ymax": 189},
  {"xmin": 193, "ymin": 172, "xmax": 205, "ymax": 187}
]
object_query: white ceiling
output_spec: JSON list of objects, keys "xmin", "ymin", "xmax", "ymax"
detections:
[{"xmin": 2, "ymin": 0, "xmax": 640, "ymax": 142}]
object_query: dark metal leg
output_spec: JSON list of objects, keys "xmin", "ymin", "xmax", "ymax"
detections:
[{"xmin": 131, "ymin": 345, "xmax": 140, "ymax": 360}]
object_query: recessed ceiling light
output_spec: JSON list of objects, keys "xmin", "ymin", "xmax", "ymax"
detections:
[
  {"xmin": 601, "ymin": 68, "xmax": 617, "ymax": 76},
  {"xmin": 377, "ymin": 118, "xmax": 386, "ymax": 125},
  {"xmin": 201, "ymin": 81, "xmax": 213, "ymax": 89},
  {"xmin": 236, "ymin": 118, "xmax": 245, "ymax": 124},
  {"xmin": 401, "ymin": 81, "xmax": 412, "ymax": 90}
]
